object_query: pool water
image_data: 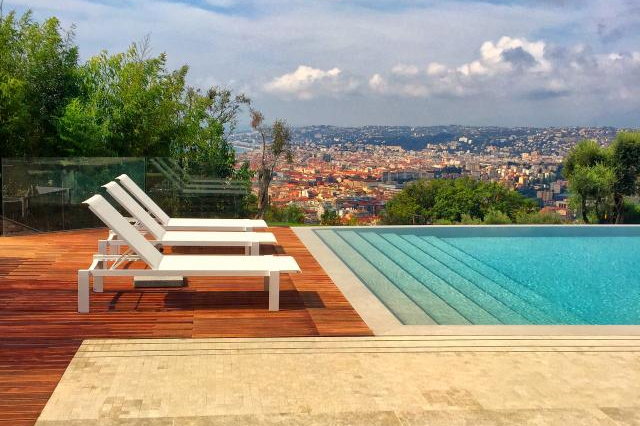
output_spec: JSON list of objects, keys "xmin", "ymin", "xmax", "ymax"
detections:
[{"xmin": 315, "ymin": 227, "xmax": 640, "ymax": 325}]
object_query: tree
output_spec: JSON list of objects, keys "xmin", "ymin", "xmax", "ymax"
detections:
[
  {"xmin": 251, "ymin": 109, "xmax": 293, "ymax": 219},
  {"xmin": 58, "ymin": 40, "xmax": 189, "ymax": 157},
  {"xmin": 482, "ymin": 208, "xmax": 512, "ymax": 224},
  {"xmin": 265, "ymin": 204, "xmax": 304, "ymax": 224},
  {"xmin": 382, "ymin": 178, "xmax": 536, "ymax": 225},
  {"xmin": 320, "ymin": 210, "xmax": 341, "ymax": 225},
  {"xmin": 0, "ymin": 10, "xmax": 79, "ymax": 155},
  {"xmin": 563, "ymin": 139, "xmax": 617, "ymax": 223},
  {"xmin": 609, "ymin": 132, "xmax": 640, "ymax": 223},
  {"xmin": 177, "ymin": 86, "xmax": 250, "ymax": 179},
  {"xmin": 567, "ymin": 163, "xmax": 616, "ymax": 223}
]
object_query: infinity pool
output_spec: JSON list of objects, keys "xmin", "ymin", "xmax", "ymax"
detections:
[{"xmin": 315, "ymin": 226, "xmax": 640, "ymax": 325}]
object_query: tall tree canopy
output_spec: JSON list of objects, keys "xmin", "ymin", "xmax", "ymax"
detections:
[
  {"xmin": 383, "ymin": 177, "xmax": 537, "ymax": 225},
  {"xmin": 563, "ymin": 133, "xmax": 640, "ymax": 223},
  {"xmin": 1, "ymin": 10, "xmax": 249, "ymax": 181},
  {"xmin": 0, "ymin": 10, "xmax": 79, "ymax": 156}
]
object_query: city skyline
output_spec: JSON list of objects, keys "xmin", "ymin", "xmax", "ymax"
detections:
[{"xmin": 5, "ymin": 0, "xmax": 639, "ymax": 128}]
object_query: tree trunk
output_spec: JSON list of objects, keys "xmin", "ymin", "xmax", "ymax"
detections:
[
  {"xmin": 613, "ymin": 193, "xmax": 624, "ymax": 224},
  {"xmin": 581, "ymin": 198, "xmax": 588, "ymax": 223},
  {"xmin": 255, "ymin": 172, "xmax": 272, "ymax": 219}
]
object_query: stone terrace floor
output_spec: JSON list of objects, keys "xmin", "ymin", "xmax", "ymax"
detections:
[
  {"xmin": 0, "ymin": 228, "xmax": 371, "ymax": 426},
  {"xmin": 37, "ymin": 336, "xmax": 640, "ymax": 426}
]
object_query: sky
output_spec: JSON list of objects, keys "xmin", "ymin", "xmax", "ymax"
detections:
[{"xmin": 5, "ymin": 0, "xmax": 640, "ymax": 127}]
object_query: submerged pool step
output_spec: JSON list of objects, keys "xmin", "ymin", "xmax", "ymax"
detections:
[
  {"xmin": 417, "ymin": 236, "xmax": 583, "ymax": 324},
  {"xmin": 336, "ymin": 231, "xmax": 470, "ymax": 325},
  {"xmin": 341, "ymin": 231, "xmax": 500, "ymax": 324},
  {"xmin": 314, "ymin": 230, "xmax": 435, "ymax": 325},
  {"xmin": 376, "ymin": 233, "xmax": 527, "ymax": 325},
  {"xmin": 403, "ymin": 235, "xmax": 552, "ymax": 324}
]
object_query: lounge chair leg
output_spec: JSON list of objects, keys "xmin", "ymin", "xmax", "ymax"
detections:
[
  {"xmin": 263, "ymin": 276, "xmax": 269, "ymax": 292},
  {"xmin": 93, "ymin": 262, "xmax": 104, "ymax": 293},
  {"xmin": 251, "ymin": 242, "xmax": 259, "ymax": 256},
  {"xmin": 268, "ymin": 271, "xmax": 279, "ymax": 311},
  {"xmin": 93, "ymin": 260, "xmax": 104, "ymax": 293},
  {"xmin": 98, "ymin": 240, "xmax": 108, "ymax": 255},
  {"xmin": 78, "ymin": 270, "xmax": 90, "ymax": 313}
]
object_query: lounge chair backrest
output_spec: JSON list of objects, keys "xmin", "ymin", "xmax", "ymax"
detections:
[
  {"xmin": 115, "ymin": 174, "xmax": 171, "ymax": 225},
  {"xmin": 83, "ymin": 195, "xmax": 163, "ymax": 269},
  {"xmin": 103, "ymin": 181, "xmax": 166, "ymax": 240}
]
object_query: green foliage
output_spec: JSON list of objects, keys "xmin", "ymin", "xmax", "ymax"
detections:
[
  {"xmin": 432, "ymin": 218, "xmax": 455, "ymax": 225},
  {"xmin": 562, "ymin": 139, "xmax": 609, "ymax": 180},
  {"xmin": 622, "ymin": 201, "xmax": 640, "ymax": 224},
  {"xmin": 563, "ymin": 140, "xmax": 617, "ymax": 223},
  {"xmin": 460, "ymin": 214, "xmax": 482, "ymax": 225},
  {"xmin": 0, "ymin": 10, "xmax": 79, "ymax": 155},
  {"xmin": 0, "ymin": 11, "xmax": 248, "ymax": 182},
  {"xmin": 564, "ymin": 134, "xmax": 640, "ymax": 223},
  {"xmin": 252, "ymin": 109, "xmax": 294, "ymax": 218},
  {"xmin": 609, "ymin": 132, "xmax": 640, "ymax": 222},
  {"xmin": 320, "ymin": 210, "xmax": 341, "ymax": 225},
  {"xmin": 382, "ymin": 178, "xmax": 536, "ymax": 225},
  {"xmin": 570, "ymin": 162, "xmax": 616, "ymax": 223},
  {"xmin": 60, "ymin": 41, "xmax": 188, "ymax": 157},
  {"xmin": 265, "ymin": 204, "xmax": 305, "ymax": 224},
  {"xmin": 482, "ymin": 209, "xmax": 512, "ymax": 224},
  {"xmin": 514, "ymin": 210, "xmax": 566, "ymax": 224},
  {"xmin": 177, "ymin": 87, "xmax": 250, "ymax": 179}
]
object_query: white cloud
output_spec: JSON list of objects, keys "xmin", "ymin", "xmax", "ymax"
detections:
[
  {"xmin": 368, "ymin": 73, "xmax": 387, "ymax": 92},
  {"xmin": 5, "ymin": 0, "xmax": 640, "ymax": 126},
  {"xmin": 426, "ymin": 62, "xmax": 447, "ymax": 76},
  {"xmin": 457, "ymin": 36, "xmax": 551, "ymax": 76},
  {"xmin": 264, "ymin": 65, "xmax": 357, "ymax": 100},
  {"xmin": 391, "ymin": 64, "xmax": 419, "ymax": 76},
  {"xmin": 363, "ymin": 36, "xmax": 640, "ymax": 107}
]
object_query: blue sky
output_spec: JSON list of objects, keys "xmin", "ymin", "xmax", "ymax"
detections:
[{"xmin": 5, "ymin": 0, "xmax": 640, "ymax": 127}]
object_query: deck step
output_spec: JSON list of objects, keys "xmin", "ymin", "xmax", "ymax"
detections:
[
  {"xmin": 336, "ymin": 231, "xmax": 468, "ymax": 325},
  {"xmin": 417, "ymin": 236, "xmax": 583, "ymax": 324},
  {"xmin": 377, "ymin": 233, "xmax": 525, "ymax": 324},
  {"xmin": 315, "ymin": 230, "xmax": 435, "ymax": 325}
]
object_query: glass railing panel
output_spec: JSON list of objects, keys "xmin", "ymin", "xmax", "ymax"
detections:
[
  {"xmin": 1, "ymin": 157, "xmax": 145, "ymax": 235},
  {"xmin": 145, "ymin": 157, "xmax": 256, "ymax": 219}
]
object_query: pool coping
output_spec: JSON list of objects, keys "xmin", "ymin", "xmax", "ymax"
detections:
[{"xmin": 293, "ymin": 226, "xmax": 640, "ymax": 336}]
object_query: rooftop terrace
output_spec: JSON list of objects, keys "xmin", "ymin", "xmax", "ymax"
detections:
[{"xmin": 2, "ymin": 226, "xmax": 640, "ymax": 426}]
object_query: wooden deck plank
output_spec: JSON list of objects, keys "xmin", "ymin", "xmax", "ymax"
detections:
[{"xmin": 0, "ymin": 227, "xmax": 371, "ymax": 425}]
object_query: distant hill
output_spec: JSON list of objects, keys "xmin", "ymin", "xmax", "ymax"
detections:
[{"xmin": 367, "ymin": 132, "xmax": 455, "ymax": 151}]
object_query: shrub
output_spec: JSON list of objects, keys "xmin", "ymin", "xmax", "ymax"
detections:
[
  {"xmin": 460, "ymin": 214, "xmax": 482, "ymax": 225},
  {"xmin": 320, "ymin": 210, "xmax": 341, "ymax": 226},
  {"xmin": 482, "ymin": 209, "xmax": 512, "ymax": 224},
  {"xmin": 514, "ymin": 210, "xmax": 566, "ymax": 224}
]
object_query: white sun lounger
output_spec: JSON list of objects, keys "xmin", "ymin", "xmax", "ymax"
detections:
[
  {"xmin": 102, "ymin": 181, "xmax": 276, "ymax": 255},
  {"xmin": 115, "ymin": 174, "xmax": 268, "ymax": 231},
  {"xmin": 78, "ymin": 195, "xmax": 300, "ymax": 313}
]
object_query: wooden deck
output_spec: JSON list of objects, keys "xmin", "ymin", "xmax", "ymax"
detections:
[{"xmin": 0, "ymin": 227, "xmax": 371, "ymax": 426}]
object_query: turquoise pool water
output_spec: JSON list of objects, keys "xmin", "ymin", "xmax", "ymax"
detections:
[{"xmin": 315, "ymin": 227, "xmax": 640, "ymax": 325}]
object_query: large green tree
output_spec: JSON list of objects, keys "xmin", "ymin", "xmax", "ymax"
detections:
[
  {"xmin": 609, "ymin": 132, "xmax": 640, "ymax": 223},
  {"xmin": 0, "ymin": 10, "xmax": 79, "ymax": 156},
  {"xmin": 58, "ymin": 42, "xmax": 186, "ymax": 157},
  {"xmin": 563, "ymin": 140, "xmax": 613, "ymax": 223},
  {"xmin": 383, "ymin": 177, "xmax": 537, "ymax": 224},
  {"xmin": 563, "ymin": 134, "xmax": 640, "ymax": 223}
]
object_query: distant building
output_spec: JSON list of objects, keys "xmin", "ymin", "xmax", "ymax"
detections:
[{"xmin": 382, "ymin": 170, "xmax": 434, "ymax": 184}]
